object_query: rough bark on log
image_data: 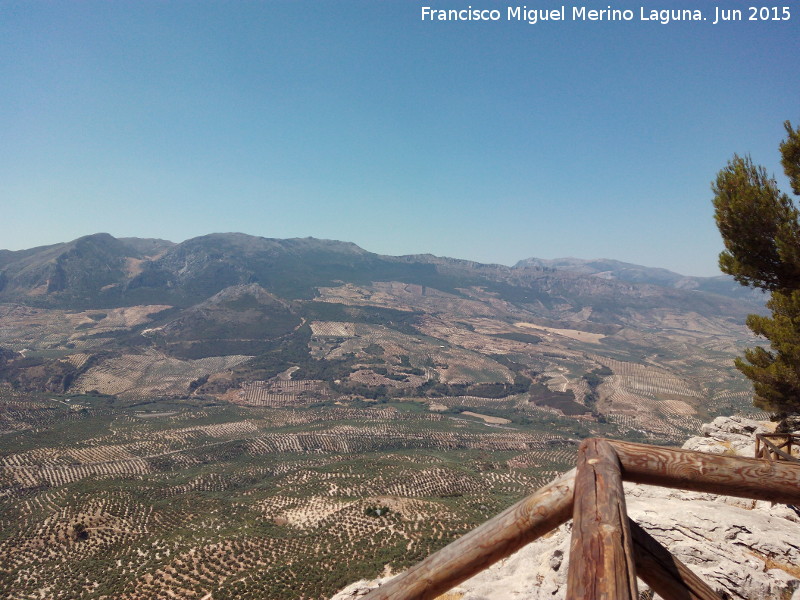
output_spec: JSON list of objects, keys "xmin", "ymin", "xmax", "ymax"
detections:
[
  {"xmin": 609, "ymin": 439, "xmax": 800, "ymax": 504},
  {"xmin": 361, "ymin": 468, "xmax": 576, "ymax": 600},
  {"xmin": 630, "ymin": 519, "xmax": 722, "ymax": 600},
  {"xmin": 566, "ymin": 438, "xmax": 637, "ymax": 600}
]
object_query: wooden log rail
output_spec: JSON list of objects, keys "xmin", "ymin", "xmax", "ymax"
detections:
[
  {"xmin": 360, "ymin": 469, "xmax": 575, "ymax": 600},
  {"xmin": 755, "ymin": 433, "xmax": 800, "ymax": 462},
  {"xmin": 361, "ymin": 438, "xmax": 800, "ymax": 600}
]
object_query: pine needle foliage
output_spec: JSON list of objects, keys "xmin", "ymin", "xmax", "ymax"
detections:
[{"xmin": 712, "ymin": 120, "xmax": 800, "ymax": 413}]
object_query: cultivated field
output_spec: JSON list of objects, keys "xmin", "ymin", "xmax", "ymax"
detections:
[{"xmin": 0, "ymin": 388, "xmax": 581, "ymax": 599}]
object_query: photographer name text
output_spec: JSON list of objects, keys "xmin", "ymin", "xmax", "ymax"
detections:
[{"xmin": 420, "ymin": 5, "xmax": 792, "ymax": 25}]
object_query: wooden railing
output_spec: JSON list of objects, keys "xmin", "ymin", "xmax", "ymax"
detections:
[
  {"xmin": 755, "ymin": 433, "xmax": 800, "ymax": 462},
  {"xmin": 361, "ymin": 438, "xmax": 800, "ymax": 600}
]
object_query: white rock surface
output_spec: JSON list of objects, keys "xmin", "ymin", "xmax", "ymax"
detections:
[
  {"xmin": 682, "ymin": 414, "xmax": 774, "ymax": 457},
  {"xmin": 332, "ymin": 577, "xmax": 394, "ymax": 599},
  {"xmin": 332, "ymin": 417, "xmax": 800, "ymax": 600}
]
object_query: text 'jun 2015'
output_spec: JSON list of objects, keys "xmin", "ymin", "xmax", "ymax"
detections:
[{"xmin": 419, "ymin": 5, "xmax": 792, "ymax": 25}]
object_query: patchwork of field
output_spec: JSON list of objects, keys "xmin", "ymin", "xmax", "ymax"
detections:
[
  {"xmin": 310, "ymin": 321, "xmax": 515, "ymax": 386},
  {"xmin": 236, "ymin": 379, "xmax": 327, "ymax": 407},
  {"xmin": 515, "ymin": 321, "xmax": 606, "ymax": 344},
  {"xmin": 0, "ymin": 284, "xmax": 760, "ymax": 448},
  {"xmin": 70, "ymin": 349, "xmax": 252, "ymax": 398},
  {"xmin": 0, "ymin": 389, "xmax": 581, "ymax": 600},
  {"xmin": 0, "ymin": 304, "xmax": 171, "ymax": 351},
  {"xmin": 316, "ymin": 282, "xmax": 497, "ymax": 318}
]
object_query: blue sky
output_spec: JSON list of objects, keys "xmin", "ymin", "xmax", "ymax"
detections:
[{"xmin": 1, "ymin": 1, "xmax": 798, "ymax": 276}]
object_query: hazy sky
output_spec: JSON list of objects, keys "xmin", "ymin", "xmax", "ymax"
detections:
[{"xmin": 2, "ymin": 1, "xmax": 798, "ymax": 276}]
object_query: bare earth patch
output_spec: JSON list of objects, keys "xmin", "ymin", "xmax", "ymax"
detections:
[
  {"xmin": 460, "ymin": 411, "xmax": 511, "ymax": 425},
  {"xmin": 514, "ymin": 322, "xmax": 605, "ymax": 344}
]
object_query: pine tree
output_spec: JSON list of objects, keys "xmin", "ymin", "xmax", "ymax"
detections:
[{"xmin": 712, "ymin": 120, "xmax": 800, "ymax": 414}]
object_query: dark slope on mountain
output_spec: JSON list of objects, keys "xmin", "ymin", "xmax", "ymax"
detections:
[
  {"xmin": 0, "ymin": 233, "xmax": 142, "ymax": 301},
  {"xmin": 127, "ymin": 233, "xmax": 423, "ymax": 303},
  {"xmin": 152, "ymin": 283, "xmax": 301, "ymax": 358}
]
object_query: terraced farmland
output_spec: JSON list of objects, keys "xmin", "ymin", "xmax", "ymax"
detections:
[
  {"xmin": 0, "ymin": 388, "xmax": 587, "ymax": 600},
  {"xmin": 71, "ymin": 349, "xmax": 252, "ymax": 398},
  {"xmin": 237, "ymin": 379, "xmax": 327, "ymax": 407}
]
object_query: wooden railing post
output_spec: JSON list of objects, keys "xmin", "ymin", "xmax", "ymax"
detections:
[{"xmin": 566, "ymin": 438, "xmax": 637, "ymax": 600}]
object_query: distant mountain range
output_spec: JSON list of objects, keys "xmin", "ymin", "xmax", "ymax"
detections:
[
  {"xmin": 514, "ymin": 257, "xmax": 764, "ymax": 303},
  {"xmin": 0, "ymin": 233, "xmax": 764, "ymax": 318}
]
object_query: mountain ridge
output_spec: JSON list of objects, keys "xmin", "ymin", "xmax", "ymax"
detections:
[
  {"xmin": 0, "ymin": 233, "xmax": 763, "ymax": 314},
  {"xmin": 515, "ymin": 255, "xmax": 764, "ymax": 303}
]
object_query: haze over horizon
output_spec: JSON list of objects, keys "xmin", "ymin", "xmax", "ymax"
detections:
[{"xmin": 2, "ymin": 1, "xmax": 798, "ymax": 277}]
